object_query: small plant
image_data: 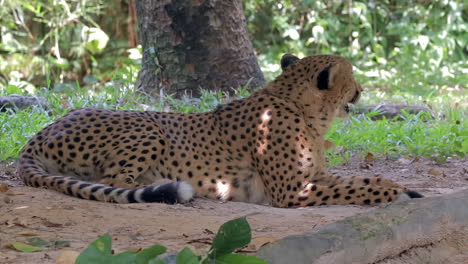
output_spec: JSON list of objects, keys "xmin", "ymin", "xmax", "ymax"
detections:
[{"xmin": 75, "ymin": 217, "xmax": 268, "ymax": 264}]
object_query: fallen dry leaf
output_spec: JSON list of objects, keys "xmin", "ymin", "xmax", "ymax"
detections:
[
  {"xmin": 324, "ymin": 140, "xmax": 335, "ymax": 149},
  {"xmin": 0, "ymin": 183, "xmax": 9, "ymax": 192},
  {"xmin": 17, "ymin": 231, "xmax": 39, "ymax": 237},
  {"xmin": 54, "ymin": 250, "xmax": 80, "ymax": 264},
  {"xmin": 364, "ymin": 152, "xmax": 375, "ymax": 163},
  {"xmin": 240, "ymin": 237, "xmax": 278, "ymax": 253},
  {"xmin": 5, "ymin": 191, "xmax": 25, "ymax": 196},
  {"xmin": 7, "ymin": 241, "xmax": 43, "ymax": 252},
  {"xmin": 6, "ymin": 218, "xmax": 30, "ymax": 228},
  {"xmin": 428, "ymin": 168, "xmax": 443, "ymax": 176}
]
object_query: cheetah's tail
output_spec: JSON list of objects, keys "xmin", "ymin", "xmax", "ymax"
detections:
[{"xmin": 19, "ymin": 165, "xmax": 194, "ymax": 203}]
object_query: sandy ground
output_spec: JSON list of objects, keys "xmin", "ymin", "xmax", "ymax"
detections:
[{"xmin": 0, "ymin": 156, "xmax": 467, "ymax": 264}]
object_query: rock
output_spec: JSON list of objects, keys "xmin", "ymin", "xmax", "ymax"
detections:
[
  {"xmin": 0, "ymin": 95, "xmax": 49, "ymax": 112},
  {"xmin": 397, "ymin": 158, "xmax": 413, "ymax": 165},
  {"xmin": 257, "ymin": 189, "xmax": 468, "ymax": 264},
  {"xmin": 354, "ymin": 104, "xmax": 434, "ymax": 120}
]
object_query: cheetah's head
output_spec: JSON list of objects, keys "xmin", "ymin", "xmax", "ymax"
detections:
[{"xmin": 280, "ymin": 54, "xmax": 362, "ymax": 118}]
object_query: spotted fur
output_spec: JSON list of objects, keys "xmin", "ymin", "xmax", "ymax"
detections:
[{"xmin": 17, "ymin": 54, "xmax": 422, "ymax": 207}]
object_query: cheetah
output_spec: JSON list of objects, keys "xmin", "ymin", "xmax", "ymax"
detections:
[{"xmin": 18, "ymin": 54, "xmax": 423, "ymax": 207}]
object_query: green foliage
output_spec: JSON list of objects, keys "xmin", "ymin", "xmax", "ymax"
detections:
[
  {"xmin": 76, "ymin": 234, "xmax": 166, "ymax": 264},
  {"xmin": 245, "ymin": 0, "xmax": 467, "ymax": 92},
  {"xmin": 7, "ymin": 237, "xmax": 70, "ymax": 253},
  {"xmin": 76, "ymin": 217, "xmax": 267, "ymax": 264},
  {"xmin": 0, "ymin": 83, "xmax": 465, "ymax": 164},
  {"xmin": 176, "ymin": 248, "xmax": 200, "ymax": 264},
  {"xmin": 0, "ymin": 108, "xmax": 53, "ymax": 160},
  {"xmin": 27, "ymin": 237, "xmax": 70, "ymax": 249},
  {"xmin": 0, "ymin": 0, "xmax": 139, "ymax": 93},
  {"xmin": 326, "ymin": 103, "xmax": 466, "ymax": 165},
  {"xmin": 2, "ymin": 0, "xmax": 466, "ymax": 96},
  {"xmin": 9, "ymin": 242, "xmax": 43, "ymax": 252},
  {"xmin": 208, "ymin": 216, "xmax": 252, "ymax": 258}
]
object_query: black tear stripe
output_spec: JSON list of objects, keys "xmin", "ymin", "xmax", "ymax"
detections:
[
  {"xmin": 350, "ymin": 90, "xmax": 360, "ymax": 104},
  {"xmin": 317, "ymin": 64, "xmax": 333, "ymax": 90}
]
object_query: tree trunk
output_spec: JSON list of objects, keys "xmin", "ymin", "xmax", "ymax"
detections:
[{"xmin": 135, "ymin": 0, "xmax": 265, "ymax": 98}]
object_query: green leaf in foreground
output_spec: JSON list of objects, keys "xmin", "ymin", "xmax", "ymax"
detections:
[
  {"xmin": 10, "ymin": 242, "xmax": 43, "ymax": 252},
  {"xmin": 135, "ymin": 244, "xmax": 166, "ymax": 264},
  {"xmin": 216, "ymin": 253, "xmax": 269, "ymax": 264},
  {"xmin": 176, "ymin": 247, "xmax": 200, "ymax": 264},
  {"xmin": 111, "ymin": 251, "xmax": 137, "ymax": 264},
  {"xmin": 148, "ymin": 259, "xmax": 165, "ymax": 264},
  {"xmin": 209, "ymin": 217, "xmax": 251, "ymax": 258},
  {"xmin": 76, "ymin": 234, "xmax": 166, "ymax": 264},
  {"xmin": 75, "ymin": 234, "xmax": 113, "ymax": 264}
]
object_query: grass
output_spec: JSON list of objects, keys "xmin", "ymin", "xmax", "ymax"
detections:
[
  {"xmin": 326, "ymin": 110, "xmax": 466, "ymax": 166},
  {"xmin": 0, "ymin": 81, "xmax": 466, "ymax": 165},
  {"xmin": 0, "ymin": 108, "xmax": 54, "ymax": 160},
  {"xmin": 1, "ymin": 60, "xmax": 467, "ymax": 165},
  {"xmin": 324, "ymin": 87, "xmax": 467, "ymax": 166}
]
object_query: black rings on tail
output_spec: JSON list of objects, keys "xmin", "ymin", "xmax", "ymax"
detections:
[
  {"xmin": 23, "ymin": 173, "xmax": 194, "ymax": 204},
  {"xmin": 126, "ymin": 182, "xmax": 194, "ymax": 203}
]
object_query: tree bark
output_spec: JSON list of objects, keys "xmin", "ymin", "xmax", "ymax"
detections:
[{"xmin": 135, "ymin": 0, "xmax": 265, "ymax": 98}]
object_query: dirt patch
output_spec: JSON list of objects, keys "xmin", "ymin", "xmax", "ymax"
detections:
[{"xmin": 0, "ymin": 157, "xmax": 467, "ymax": 264}]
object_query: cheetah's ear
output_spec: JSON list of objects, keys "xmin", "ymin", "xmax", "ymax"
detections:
[
  {"xmin": 317, "ymin": 63, "xmax": 341, "ymax": 90},
  {"xmin": 281, "ymin": 54, "xmax": 300, "ymax": 71}
]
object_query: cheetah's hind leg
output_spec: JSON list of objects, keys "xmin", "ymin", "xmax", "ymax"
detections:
[{"xmin": 277, "ymin": 183, "xmax": 422, "ymax": 208}]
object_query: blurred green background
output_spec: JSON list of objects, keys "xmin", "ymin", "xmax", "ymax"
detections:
[{"xmin": 1, "ymin": 0, "xmax": 466, "ymax": 95}]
